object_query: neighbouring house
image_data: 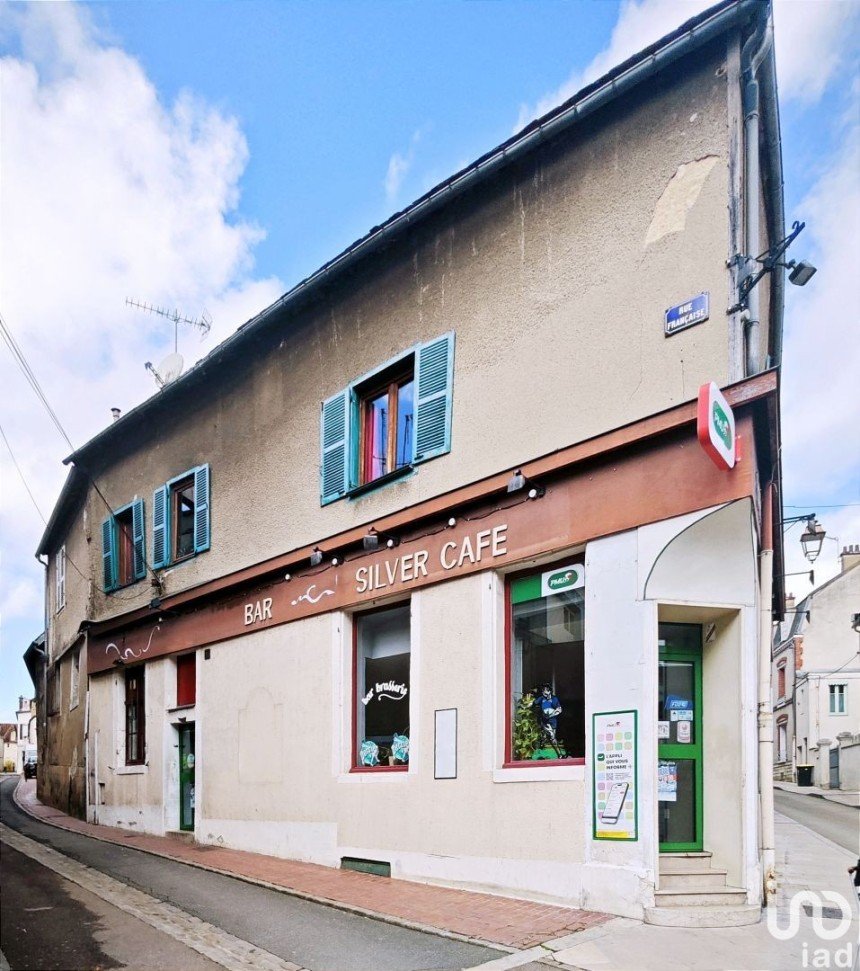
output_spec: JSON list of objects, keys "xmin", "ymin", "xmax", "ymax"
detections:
[
  {"xmin": 1, "ymin": 723, "xmax": 18, "ymax": 772},
  {"xmin": 773, "ymin": 546, "xmax": 860, "ymax": 790},
  {"xmin": 35, "ymin": 0, "xmax": 791, "ymax": 927},
  {"xmin": 15, "ymin": 696, "xmax": 38, "ymax": 773}
]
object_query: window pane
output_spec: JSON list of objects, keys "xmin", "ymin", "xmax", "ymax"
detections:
[
  {"xmin": 510, "ymin": 585, "xmax": 584, "ymax": 760},
  {"xmin": 117, "ymin": 511, "xmax": 135, "ymax": 585},
  {"xmin": 356, "ymin": 605, "xmax": 410, "ymax": 766},
  {"xmin": 176, "ymin": 484, "xmax": 195, "ymax": 558},
  {"xmin": 363, "ymin": 391, "xmax": 389, "ymax": 482},
  {"xmin": 395, "ymin": 379, "xmax": 414, "ymax": 469},
  {"xmin": 658, "ymin": 661, "xmax": 696, "ymax": 745}
]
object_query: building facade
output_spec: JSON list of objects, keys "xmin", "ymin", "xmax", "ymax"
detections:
[
  {"xmin": 36, "ymin": 1, "xmax": 788, "ymax": 926},
  {"xmin": 14, "ymin": 696, "xmax": 38, "ymax": 773},
  {"xmin": 773, "ymin": 548, "xmax": 860, "ymax": 789}
]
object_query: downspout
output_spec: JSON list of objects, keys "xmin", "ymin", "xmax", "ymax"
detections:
[
  {"xmin": 36, "ymin": 553, "xmax": 49, "ymax": 793},
  {"xmin": 741, "ymin": 11, "xmax": 773, "ymax": 376},
  {"xmin": 758, "ymin": 482, "xmax": 777, "ymax": 905}
]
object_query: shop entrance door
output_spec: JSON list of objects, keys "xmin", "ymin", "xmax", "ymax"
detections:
[
  {"xmin": 179, "ymin": 724, "xmax": 195, "ymax": 832},
  {"xmin": 658, "ymin": 623, "xmax": 703, "ymax": 852}
]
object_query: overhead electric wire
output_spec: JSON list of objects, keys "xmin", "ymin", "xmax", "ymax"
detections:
[
  {"xmin": 1, "ymin": 310, "xmax": 162, "ymax": 590},
  {"xmin": 0, "ymin": 420, "xmax": 47, "ymax": 524}
]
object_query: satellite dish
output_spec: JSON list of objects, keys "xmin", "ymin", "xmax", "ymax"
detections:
[{"xmin": 158, "ymin": 352, "xmax": 184, "ymax": 385}]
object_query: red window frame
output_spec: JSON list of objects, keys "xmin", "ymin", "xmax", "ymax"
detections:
[
  {"xmin": 357, "ymin": 362, "xmax": 414, "ymax": 487},
  {"xmin": 176, "ymin": 654, "xmax": 196, "ymax": 708},
  {"xmin": 504, "ymin": 560, "xmax": 586, "ymax": 768},
  {"xmin": 777, "ymin": 663, "xmax": 786, "ymax": 699},
  {"xmin": 351, "ymin": 603, "xmax": 410, "ymax": 774},
  {"xmin": 116, "ymin": 507, "xmax": 136, "ymax": 587},
  {"xmin": 125, "ymin": 666, "xmax": 146, "ymax": 766}
]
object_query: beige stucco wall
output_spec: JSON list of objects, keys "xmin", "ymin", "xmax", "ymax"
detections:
[{"xmin": 58, "ymin": 42, "xmax": 739, "ymax": 627}]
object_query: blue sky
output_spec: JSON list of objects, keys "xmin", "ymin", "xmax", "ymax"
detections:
[{"xmin": 1, "ymin": 0, "xmax": 858, "ymax": 720}]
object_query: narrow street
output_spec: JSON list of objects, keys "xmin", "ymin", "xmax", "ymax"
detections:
[
  {"xmin": 773, "ymin": 787, "xmax": 859, "ymax": 854},
  {"xmin": 0, "ymin": 778, "xmax": 506, "ymax": 971}
]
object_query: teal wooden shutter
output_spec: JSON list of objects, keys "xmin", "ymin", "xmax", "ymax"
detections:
[
  {"xmin": 320, "ymin": 389, "xmax": 351, "ymax": 505},
  {"xmin": 152, "ymin": 485, "xmax": 168, "ymax": 568},
  {"xmin": 102, "ymin": 516, "xmax": 117, "ymax": 592},
  {"xmin": 132, "ymin": 498, "xmax": 146, "ymax": 580},
  {"xmin": 193, "ymin": 464, "xmax": 211, "ymax": 553},
  {"xmin": 413, "ymin": 332, "xmax": 454, "ymax": 463}
]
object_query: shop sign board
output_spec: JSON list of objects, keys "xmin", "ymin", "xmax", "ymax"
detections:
[
  {"xmin": 665, "ymin": 293, "xmax": 709, "ymax": 336},
  {"xmin": 697, "ymin": 381, "xmax": 736, "ymax": 470},
  {"xmin": 592, "ymin": 710, "xmax": 638, "ymax": 841},
  {"xmin": 540, "ymin": 563, "xmax": 585, "ymax": 598}
]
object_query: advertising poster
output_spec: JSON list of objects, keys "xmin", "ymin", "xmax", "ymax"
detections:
[
  {"xmin": 592, "ymin": 710, "xmax": 638, "ymax": 841},
  {"xmin": 658, "ymin": 760, "xmax": 678, "ymax": 802}
]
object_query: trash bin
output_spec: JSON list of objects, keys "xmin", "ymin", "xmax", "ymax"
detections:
[{"xmin": 796, "ymin": 764, "xmax": 814, "ymax": 787}]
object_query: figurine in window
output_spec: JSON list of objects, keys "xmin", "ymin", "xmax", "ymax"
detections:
[{"xmin": 534, "ymin": 684, "xmax": 564, "ymax": 757}]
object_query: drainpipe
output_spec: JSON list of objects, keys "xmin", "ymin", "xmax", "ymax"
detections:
[
  {"xmin": 758, "ymin": 482, "xmax": 777, "ymax": 905},
  {"xmin": 741, "ymin": 12, "xmax": 773, "ymax": 376}
]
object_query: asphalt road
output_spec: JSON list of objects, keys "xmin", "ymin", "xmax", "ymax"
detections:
[
  {"xmin": 0, "ymin": 778, "xmax": 502, "ymax": 971},
  {"xmin": 1, "ymin": 842, "xmax": 223, "ymax": 971},
  {"xmin": 774, "ymin": 787, "xmax": 859, "ymax": 854}
]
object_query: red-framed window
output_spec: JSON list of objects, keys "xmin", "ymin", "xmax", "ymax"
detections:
[
  {"xmin": 352, "ymin": 603, "xmax": 411, "ymax": 772},
  {"xmin": 358, "ymin": 365, "xmax": 415, "ymax": 487},
  {"xmin": 777, "ymin": 663, "xmax": 786, "ymax": 699},
  {"xmin": 176, "ymin": 654, "xmax": 196, "ymax": 708},
  {"xmin": 505, "ymin": 560, "xmax": 585, "ymax": 767},
  {"xmin": 125, "ymin": 666, "xmax": 146, "ymax": 765}
]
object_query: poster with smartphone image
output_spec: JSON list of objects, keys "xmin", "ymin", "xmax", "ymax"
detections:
[{"xmin": 593, "ymin": 710, "xmax": 638, "ymax": 841}]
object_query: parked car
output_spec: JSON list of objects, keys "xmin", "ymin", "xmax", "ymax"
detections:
[{"xmin": 23, "ymin": 758, "xmax": 37, "ymax": 780}]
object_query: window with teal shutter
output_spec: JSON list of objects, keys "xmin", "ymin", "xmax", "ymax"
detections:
[
  {"xmin": 131, "ymin": 498, "xmax": 146, "ymax": 581},
  {"xmin": 319, "ymin": 332, "xmax": 455, "ymax": 505},
  {"xmin": 320, "ymin": 389, "xmax": 351, "ymax": 505},
  {"xmin": 414, "ymin": 332, "xmax": 454, "ymax": 463},
  {"xmin": 193, "ymin": 464, "xmax": 211, "ymax": 553},
  {"xmin": 152, "ymin": 485, "xmax": 168, "ymax": 569},
  {"xmin": 102, "ymin": 516, "xmax": 117, "ymax": 592}
]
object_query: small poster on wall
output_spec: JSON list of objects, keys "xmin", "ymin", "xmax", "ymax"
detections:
[{"xmin": 592, "ymin": 710, "xmax": 638, "ymax": 841}]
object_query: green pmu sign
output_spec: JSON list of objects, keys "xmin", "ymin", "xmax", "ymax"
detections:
[
  {"xmin": 540, "ymin": 564, "xmax": 585, "ymax": 598},
  {"xmin": 697, "ymin": 381, "xmax": 736, "ymax": 470}
]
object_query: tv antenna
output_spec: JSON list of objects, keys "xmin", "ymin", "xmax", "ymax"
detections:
[{"xmin": 125, "ymin": 298, "xmax": 212, "ymax": 352}]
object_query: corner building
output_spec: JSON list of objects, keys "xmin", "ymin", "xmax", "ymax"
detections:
[{"xmin": 38, "ymin": 1, "xmax": 788, "ymax": 926}]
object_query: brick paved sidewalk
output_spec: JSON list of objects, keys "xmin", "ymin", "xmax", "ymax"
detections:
[{"xmin": 14, "ymin": 779, "xmax": 608, "ymax": 949}]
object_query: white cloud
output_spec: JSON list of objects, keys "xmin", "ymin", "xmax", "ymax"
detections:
[
  {"xmin": 0, "ymin": 4, "xmax": 283, "ymax": 640},
  {"xmin": 516, "ymin": 0, "xmax": 860, "ymax": 129},
  {"xmin": 384, "ymin": 128, "xmax": 426, "ymax": 203}
]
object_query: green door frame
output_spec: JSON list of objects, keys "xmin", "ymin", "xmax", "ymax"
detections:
[
  {"xmin": 179, "ymin": 724, "xmax": 195, "ymax": 833},
  {"xmin": 658, "ymin": 630, "xmax": 703, "ymax": 852}
]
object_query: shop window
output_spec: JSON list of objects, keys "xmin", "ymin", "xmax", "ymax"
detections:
[
  {"xmin": 829, "ymin": 683, "xmax": 847, "ymax": 715},
  {"xmin": 320, "ymin": 332, "xmax": 454, "ymax": 504},
  {"xmin": 176, "ymin": 654, "xmax": 196, "ymax": 707},
  {"xmin": 354, "ymin": 604, "xmax": 410, "ymax": 770},
  {"xmin": 55, "ymin": 546, "xmax": 66, "ymax": 612},
  {"xmin": 102, "ymin": 499, "xmax": 146, "ymax": 592},
  {"xmin": 125, "ymin": 667, "xmax": 146, "ymax": 765},
  {"xmin": 506, "ymin": 564, "xmax": 585, "ymax": 765},
  {"xmin": 152, "ymin": 465, "xmax": 210, "ymax": 568}
]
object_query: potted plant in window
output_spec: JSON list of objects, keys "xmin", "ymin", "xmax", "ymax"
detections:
[{"xmin": 513, "ymin": 692, "xmax": 541, "ymax": 761}]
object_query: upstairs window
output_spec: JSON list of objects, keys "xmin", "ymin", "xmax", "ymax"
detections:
[
  {"xmin": 321, "ymin": 332, "xmax": 454, "ymax": 504},
  {"xmin": 70, "ymin": 648, "xmax": 80, "ymax": 711},
  {"xmin": 829, "ymin": 683, "xmax": 846, "ymax": 715},
  {"xmin": 777, "ymin": 663, "xmax": 786, "ymax": 699},
  {"xmin": 102, "ymin": 499, "xmax": 145, "ymax": 593},
  {"xmin": 55, "ymin": 546, "xmax": 66, "ymax": 612},
  {"xmin": 152, "ymin": 465, "xmax": 210, "ymax": 569},
  {"xmin": 125, "ymin": 666, "xmax": 146, "ymax": 765}
]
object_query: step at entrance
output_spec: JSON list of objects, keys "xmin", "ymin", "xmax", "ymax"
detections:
[{"xmin": 644, "ymin": 853, "xmax": 760, "ymax": 928}]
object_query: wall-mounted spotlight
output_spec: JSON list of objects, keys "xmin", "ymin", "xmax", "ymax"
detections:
[
  {"xmin": 284, "ymin": 572, "xmax": 291, "ymax": 582},
  {"xmin": 331, "ymin": 556, "xmax": 340, "ymax": 567},
  {"xmin": 788, "ymin": 260, "xmax": 817, "ymax": 287},
  {"xmin": 728, "ymin": 221, "xmax": 817, "ymax": 314},
  {"xmin": 507, "ymin": 469, "xmax": 545, "ymax": 498},
  {"xmin": 310, "ymin": 547, "xmax": 324, "ymax": 567},
  {"xmin": 447, "ymin": 517, "xmax": 457, "ymax": 528},
  {"xmin": 363, "ymin": 527, "xmax": 399, "ymax": 551}
]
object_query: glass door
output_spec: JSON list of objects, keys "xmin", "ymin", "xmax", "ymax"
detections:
[
  {"xmin": 658, "ymin": 624, "xmax": 703, "ymax": 852},
  {"xmin": 179, "ymin": 724, "xmax": 195, "ymax": 832}
]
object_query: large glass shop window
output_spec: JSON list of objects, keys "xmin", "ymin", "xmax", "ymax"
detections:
[
  {"xmin": 508, "ymin": 565, "xmax": 585, "ymax": 763},
  {"xmin": 355, "ymin": 604, "xmax": 411, "ymax": 769}
]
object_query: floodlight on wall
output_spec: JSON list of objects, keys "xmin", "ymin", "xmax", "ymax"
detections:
[
  {"xmin": 310, "ymin": 547, "xmax": 324, "ymax": 567},
  {"xmin": 506, "ymin": 469, "xmax": 545, "ymax": 498},
  {"xmin": 363, "ymin": 527, "xmax": 400, "ymax": 551},
  {"xmin": 728, "ymin": 221, "xmax": 817, "ymax": 314}
]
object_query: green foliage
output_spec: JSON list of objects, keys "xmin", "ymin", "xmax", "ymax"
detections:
[
  {"xmin": 3, "ymin": 761, "xmax": 14, "ymax": 773},
  {"xmin": 513, "ymin": 692, "xmax": 541, "ymax": 761}
]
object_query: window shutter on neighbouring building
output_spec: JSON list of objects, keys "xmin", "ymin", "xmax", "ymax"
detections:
[
  {"xmin": 413, "ymin": 332, "xmax": 454, "ymax": 463},
  {"xmin": 320, "ymin": 389, "xmax": 351, "ymax": 505},
  {"xmin": 193, "ymin": 464, "xmax": 211, "ymax": 553},
  {"xmin": 132, "ymin": 498, "xmax": 146, "ymax": 580},
  {"xmin": 152, "ymin": 485, "xmax": 168, "ymax": 569},
  {"xmin": 102, "ymin": 517, "xmax": 117, "ymax": 592}
]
